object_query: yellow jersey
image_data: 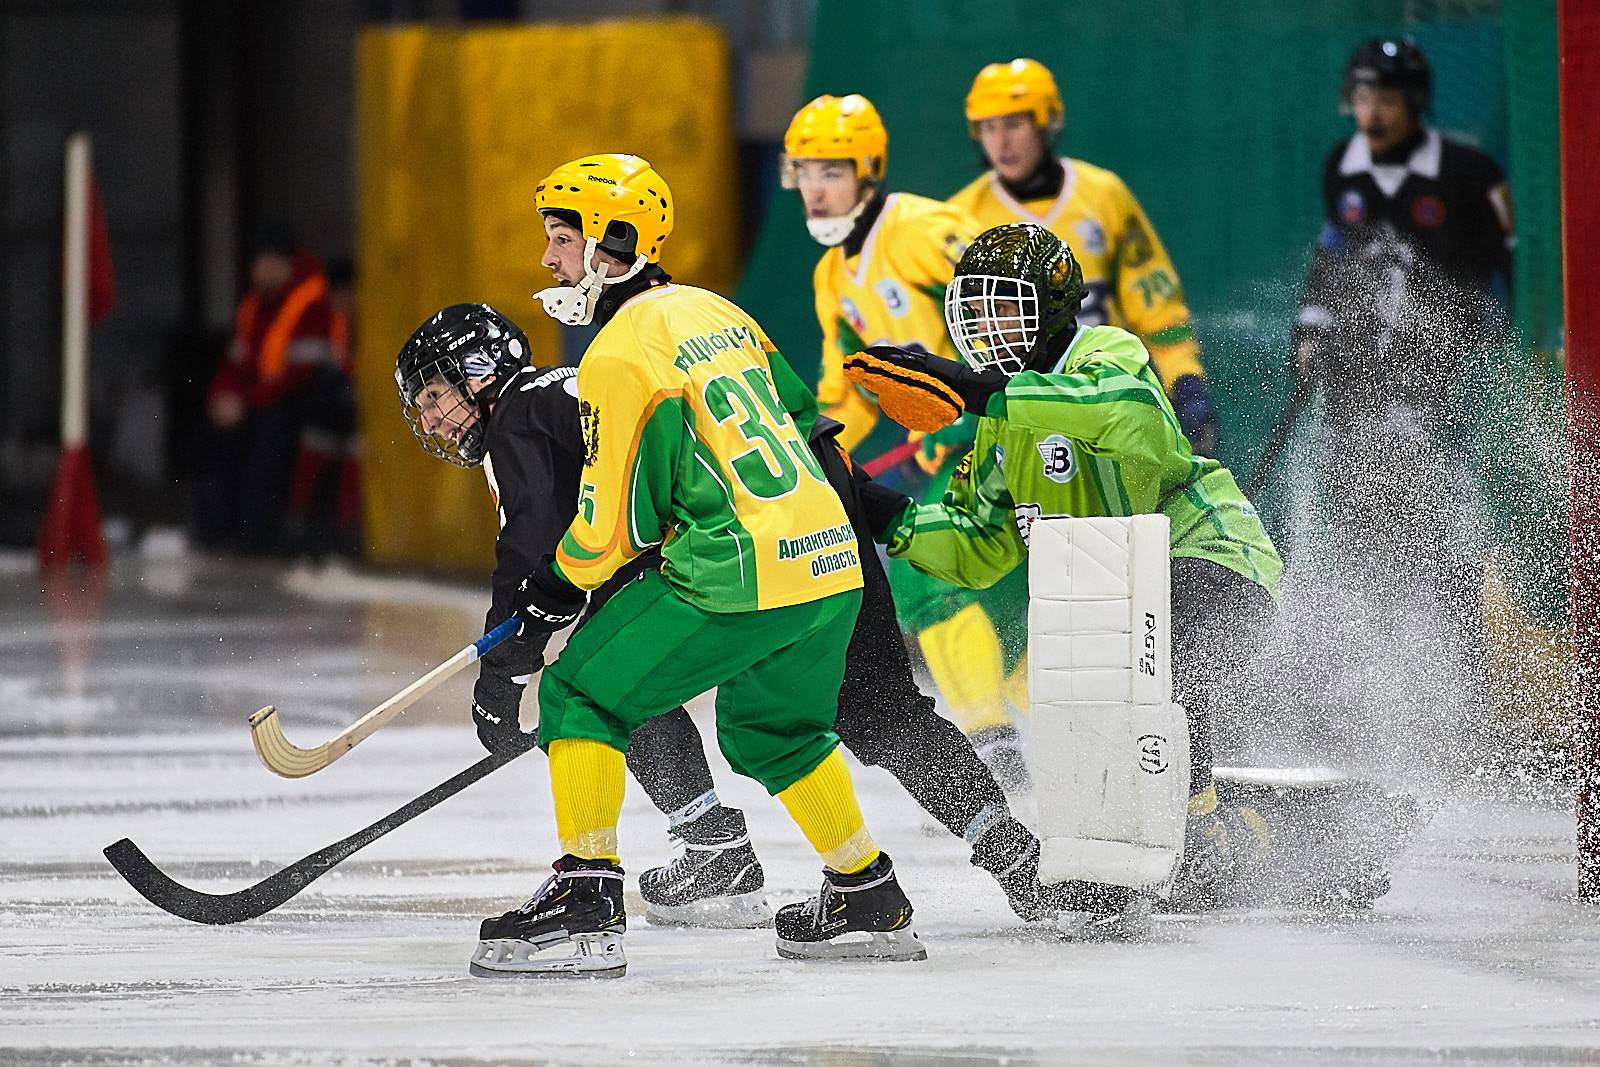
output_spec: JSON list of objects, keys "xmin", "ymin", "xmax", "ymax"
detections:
[
  {"xmin": 553, "ymin": 283, "xmax": 862, "ymax": 613},
  {"xmin": 948, "ymin": 157, "xmax": 1206, "ymax": 388},
  {"xmin": 813, "ymin": 193, "xmax": 978, "ymax": 453}
]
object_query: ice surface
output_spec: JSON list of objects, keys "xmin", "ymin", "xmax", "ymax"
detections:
[{"xmin": 1, "ymin": 556, "xmax": 1595, "ymax": 1066}]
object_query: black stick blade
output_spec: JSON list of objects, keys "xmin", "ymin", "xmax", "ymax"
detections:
[
  {"xmin": 103, "ymin": 837, "xmax": 304, "ymax": 925},
  {"xmin": 101, "ymin": 750, "xmax": 518, "ymax": 925}
]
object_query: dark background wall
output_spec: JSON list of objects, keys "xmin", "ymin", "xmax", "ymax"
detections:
[
  {"xmin": 0, "ymin": 0, "xmax": 810, "ymax": 546},
  {"xmin": 0, "ymin": 0, "xmax": 360, "ymax": 543},
  {"xmin": 2, "ymin": 2, "xmax": 188, "ymax": 540}
]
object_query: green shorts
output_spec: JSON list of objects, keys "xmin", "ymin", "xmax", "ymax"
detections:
[{"xmin": 537, "ymin": 569, "xmax": 862, "ymax": 794}]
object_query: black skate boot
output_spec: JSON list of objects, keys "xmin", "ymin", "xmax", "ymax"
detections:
[
  {"xmin": 970, "ymin": 723, "xmax": 1032, "ymax": 794},
  {"xmin": 775, "ymin": 852, "xmax": 926, "ymax": 962},
  {"xmin": 1166, "ymin": 786, "xmax": 1273, "ymax": 912},
  {"xmin": 970, "ymin": 815, "xmax": 1151, "ymax": 936},
  {"xmin": 639, "ymin": 805, "xmax": 771, "ymax": 929},
  {"xmin": 1040, "ymin": 879, "xmax": 1154, "ymax": 941},
  {"xmin": 470, "ymin": 855, "xmax": 626, "ymax": 979},
  {"xmin": 970, "ymin": 814, "xmax": 1050, "ymax": 921},
  {"xmin": 1182, "ymin": 768, "xmax": 1426, "ymax": 910}
]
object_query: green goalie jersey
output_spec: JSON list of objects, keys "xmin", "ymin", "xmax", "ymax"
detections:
[{"xmin": 885, "ymin": 323, "xmax": 1282, "ymax": 597}]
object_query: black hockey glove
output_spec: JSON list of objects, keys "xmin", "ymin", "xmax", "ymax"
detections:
[
  {"xmin": 1170, "ymin": 375, "xmax": 1219, "ymax": 456},
  {"xmin": 513, "ymin": 556, "xmax": 587, "ymax": 635},
  {"xmin": 472, "ymin": 702, "xmax": 539, "ymax": 756},
  {"xmin": 471, "ymin": 667, "xmax": 540, "ymax": 756},
  {"xmin": 844, "ymin": 345, "xmax": 1009, "ymax": 432},
  {"xmin": 856, "ymin": 475, "xmax": 914, "ymax": 543}
]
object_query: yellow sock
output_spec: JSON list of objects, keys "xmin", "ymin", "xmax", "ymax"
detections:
[
  {"xmin": 549, "ymin": 737, "xmax": 626, "ymax": 861},
  {"xmin": 919, "ymin": 604, "xmax": 1010, "ymax": 736},
  {"xmin": 778, "ymin": 748, "xmax": 880, "ymax": 874},
  {"xmin": 1002, "ymin": 651, "xmax": 1030, "ymax": 716}
]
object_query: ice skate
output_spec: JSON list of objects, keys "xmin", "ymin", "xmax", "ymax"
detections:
[
  {"xmin": 1166, "ymin": 786, "xmax": 1273, "ymax": 913},
  {"xmin": 1040, "ymin": 878, "xmax": 1155, "ymax": 940},
  {"xmin": 966, "ymin": 804, "xmax": 1154, "ymax": 935},
  {"xmin": 470, "ymin": 855, "xmax": 627, "ymax": 979},
  {"xmin": 640, "ymin": 806, "xmax": 772, "ymax": 929},
  {"xmin": 1194, "ymin": 767, "xmax": 1426, "ymax": 910},
  {"xmin": 970, "ymin": 814, "xmax": 1052, "ymax": 921},
  {"xmin": 775, "ymin": 852, "xmax": 927, "ymax": 962}
]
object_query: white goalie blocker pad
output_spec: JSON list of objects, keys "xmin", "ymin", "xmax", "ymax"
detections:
[{"xmin": 1027, "ymin": 515, "xmax": 1189, "ymax": 893}]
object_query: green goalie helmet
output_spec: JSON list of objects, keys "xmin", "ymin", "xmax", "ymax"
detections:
[{"xmin": 944, "ymin": 222, "xmax": 1084, "ymax": 374}]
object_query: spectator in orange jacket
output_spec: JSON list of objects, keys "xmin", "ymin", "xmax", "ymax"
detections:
[
  {"xmin": 195, "ymin": 228, "xmax": 336, "ymax": 554},
  {"xmin": 283, "ymin": 256, "xmax": 363, "ymax": 559}
]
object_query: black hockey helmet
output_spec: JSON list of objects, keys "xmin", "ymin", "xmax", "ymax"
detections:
[
  {"xmin": 395, "ymin": 303, "xmax": 529, "ymax": 467},
  {"xmin": 944, "ymin": 222, "xmax": 1084, "ymax": 374},
  {"xmin": 1342, "ymin": 37, "xmax": 1431, "ymax": 115}
]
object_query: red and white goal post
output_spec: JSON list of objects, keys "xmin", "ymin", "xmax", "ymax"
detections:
[{"xmin": 37, "ymin": 132, "xmax": 111, "ymax": 569}]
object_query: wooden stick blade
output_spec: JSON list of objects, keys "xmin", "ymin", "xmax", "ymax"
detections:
[
  {"xmin": 248, "ymin": 706, "xmax": 334, "ymax": 779},
  {"xmin": 241, "ymin": 628, "xmax": 513, "ymax": 782}
]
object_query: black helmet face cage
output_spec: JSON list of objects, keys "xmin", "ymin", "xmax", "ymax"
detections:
[
  {"xmin": 397, "ymin": 356, "xmax": 488, "ymax": 468},
  {"xmin": 945, "ymin": 274, "xmax": 1039, "ymax": 374},
  {"xmin": 395, "ymin": 305, "xmax": 527, "ymax": 467}
]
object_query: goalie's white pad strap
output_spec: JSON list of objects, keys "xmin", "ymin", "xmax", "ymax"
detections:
[{"xmin": 1027, "ymin": 516, "xmax": 1188, "ymax": 891}]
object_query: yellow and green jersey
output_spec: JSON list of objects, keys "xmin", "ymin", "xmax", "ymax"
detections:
[
  {"xmin": 948, "ymin": 158, "xmax": 1207, "ymax": 390},
  {"xmin": 886, "ymin": 324, "xmax": 1280, "ymax": 597},
  {"xmin": 813, "ymin": 192, "xmax": 978, "ymax": 454},
  {"xmin": 553, "ymin": 283, "xmax": 863, "ymax": 613}
]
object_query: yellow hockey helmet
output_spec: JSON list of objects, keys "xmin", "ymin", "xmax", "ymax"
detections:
[
  {"xmin": 782, "ymin": 94, "xmax": 888, "ymax": 185},
  {"xmin": 534, "ymin": 153, "xmax": 673, "ymax": 263},
  {"xmin": 965, "ymin": 58, "xmax": 1064, "ymax": 138}
]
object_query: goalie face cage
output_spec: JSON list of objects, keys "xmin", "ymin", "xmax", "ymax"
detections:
[
  {"xmin": 397, "ymin": 362, "xmax": 486, "ymax": 468},
  {"xmin": 944, "ymin": 273, "xmax": 1041, "ymax": 374}
]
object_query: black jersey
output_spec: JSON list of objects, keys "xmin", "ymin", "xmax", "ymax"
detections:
[
  {"xmin": 1296, "ymin": 127, "xmax": 1514, "ymax": 416},
  {"xmin": 477, "ymin": 364, "xmax": 586, "ymax": 682},
  {"xmin": 1320, "ymin": 127, "xmax": 1513, "ymax": 299}
]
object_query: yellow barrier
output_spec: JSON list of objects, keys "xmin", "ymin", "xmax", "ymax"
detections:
[
  {"xmin": 1480, "ymin": 558, "xmax": 1571, "ymax": 750},
  {"xmin": 355, "ymin": 19, "xmax": 738, "ymax": 570}
]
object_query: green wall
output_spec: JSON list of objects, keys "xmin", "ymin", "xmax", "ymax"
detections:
[{"xmin": 736, "ymin": 0, "xmax": 1558, "ymax": 490}]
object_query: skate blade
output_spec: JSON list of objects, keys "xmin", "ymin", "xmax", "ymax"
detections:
[
  {"xmin": 645, "ymin": 889, "xmax": 772, "ymax": 929},
  {"xmin": 1053, "ymin": 900, "xmax": 1153, "ymax": 943},
  {"xmin": 468, "ymin": 931, "xmax": 626, "ymax": 979},
  {"xmin": 776, "ymin": 927, "xmax": 927, "ymax": 962}
]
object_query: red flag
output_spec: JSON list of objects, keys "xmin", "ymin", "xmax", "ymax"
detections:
[
  {"xmin": 37, "ymin": 444, "xmax": 106, "ymax": 569},
  {"xmin": 87, "ymin": 173, "xmax": 114, "ymax": 323}
]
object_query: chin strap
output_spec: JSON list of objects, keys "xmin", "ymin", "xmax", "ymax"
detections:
[
  {"xmin": 1025, "ymin": 319, "xmax": 1080, "ymax": 374},
  {"xmin": 534, "ymin": 237, "xmax": 647, "ymax": 326},
  {"xmin": 806, "ymin": 197, "xmax": 870, "ymax": 247}
]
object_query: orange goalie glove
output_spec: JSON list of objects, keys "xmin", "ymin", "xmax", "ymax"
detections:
[{"xmin": 843, "ymin": 345, "xmax": 1007, "ymax": 433}]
